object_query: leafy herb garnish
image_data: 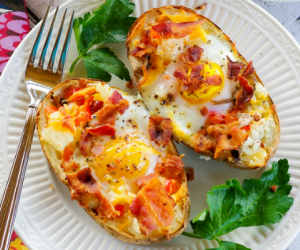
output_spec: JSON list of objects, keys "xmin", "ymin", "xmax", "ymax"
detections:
[
  {"xmin": 70, "ymin": 0, "xmax": 136, "ymax": 81},
  {"xmin": 183, "ymin": 159, "xmax": 294, "ymax": 250}
]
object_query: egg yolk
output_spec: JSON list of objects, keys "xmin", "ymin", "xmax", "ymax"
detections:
[
  {"xmin": 92, "ymin": 138, "xmax": 161, "ymax": 188},
  {"xmin": 180, "ymin": 62, "xmax": 224, "ymax": 104}
]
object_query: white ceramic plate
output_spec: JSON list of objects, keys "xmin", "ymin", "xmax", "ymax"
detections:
[{"xmin": 1, "ymin": 0, "xmax": 300, "ymax": 249}]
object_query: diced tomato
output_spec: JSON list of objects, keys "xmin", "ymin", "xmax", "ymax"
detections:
[
  {"xmin": 115, "ymin": 204, "xmax": 125, "ymax": 217},
  {"xmin": 87, "ymin": 124, "xmax": 116, "ymax": 136},
  {"xmin": 63, "ymin": 144, "xmax": 73, "ymax": 162},
  {"xmin": 165, "ymin": 179, "xmax": 180, "ymax": 195},
  {"xmin": 45, "ymin": 106, "xmax": 58, "ymax": 117},
  {"xmin": 241, "ymin": 125, "xmax": 250, "ymax": 131}
]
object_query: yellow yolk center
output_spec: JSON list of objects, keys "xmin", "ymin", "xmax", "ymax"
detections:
[
  {"xmin": 181, "ymin": 62, "xmax": 224, "ymax": 104},
  {"xmin": 93, "ymin": 138, "xmax": 161, "ymax": 188}
]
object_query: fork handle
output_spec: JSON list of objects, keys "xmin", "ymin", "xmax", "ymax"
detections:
[{"xmin": 0, "ymin": 106, "xmax": 37, "ymax": 250}]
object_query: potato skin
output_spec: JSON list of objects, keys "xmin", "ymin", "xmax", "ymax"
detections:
[
  {"xmin": 126, "ymin": 6, "xmax": 280, "ymax": 170},
  {"xmin": 36, "ymin": 78, "xmax": 190, "ymax": 244}
]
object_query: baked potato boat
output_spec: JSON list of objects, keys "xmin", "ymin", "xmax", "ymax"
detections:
[
  {"xmin": 126, "ymin": 5, "xmax": 280, "ymax": 170},
  {"xmin": 36, "ymin": 78, "xmax": 190, "ymax": 244}
]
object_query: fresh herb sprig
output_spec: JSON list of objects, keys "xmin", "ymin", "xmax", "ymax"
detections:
[
  {"xmin": 70, "ymin": 0, "xmax": 136, "ymax": 82},
  {"xmin": 183, "ymin": 159, "xmax": 294, "ymax": 250}
]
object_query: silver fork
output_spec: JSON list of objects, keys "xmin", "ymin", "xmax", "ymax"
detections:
[{"xmin": 0, "ymin": 5, "xmax": 75, "ymax": 249}]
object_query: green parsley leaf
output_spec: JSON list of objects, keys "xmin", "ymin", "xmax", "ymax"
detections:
[
  {"xmin": 83, "ymin": 48, "xmax": 131, "ymax": 82},
  {"xmin": 183, "ymin": 159, "xmax": 294, "ymax": 250},
  {"xmin": 70, "ymin": 0, "xmax": 136, "ymax": 79},
  {"xmin": 207, "ymin": 241, "xmax": 251, "ymax": 250}
]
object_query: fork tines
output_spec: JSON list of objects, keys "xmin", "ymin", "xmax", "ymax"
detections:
[{"xmin": 28, "ymin": 4, "xmax": 75, "ymax": 74}]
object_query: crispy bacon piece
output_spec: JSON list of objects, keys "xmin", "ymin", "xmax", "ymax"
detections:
[
  {"xmin": 79, "ymin": 130, "xmax": 93, "ymax": 156},
  {"xmin": 62, "ymin": 115, "xmax": 75, "ymax": 133},
  {"xmin": 148, "ymin": 116, "xmax": 173, "ymax": 147},
  {"xmin": 107, "ymin": 90, "xmax": 129, "ymax": 115},
  {"xmin": 242, "ymin": 60, "xmax": 254, "ymax": 77},
  {"xmin": 91, "ymin": 142, "xmax": 104, "ymax": 157},
  {"xmin": 179, "ymin": 45, "xmax": 203, "ymax": 64},
  {"xmin": 206, "ymin": 74, "xmax": 222, "ymax": 86},
  {"xmin": 207, "ymin": 121, "xmax": 248, "ymax": 158},
  {"xmin": 135, "ymin": 173, "xmax": 158, "ymax": 188},
  {"xmin": 132, "ymin": 30, "xmax": 158, "ymax": 57},
  {"xmin": 151, "ymin": 20, "xmax": 205, "ymax": 39},
  {"xmin": 165, "ymin": 179, "xmax": 181, "ymax": 195},
  {"xmin": 87, "ymin": 124, "xmax": 116, "ymax": 136},
  {"xmin": 92, "ymin": 99, "xmax": 129, "ymax": 126},
  {"xmin": 90, "ymin": 100, "xmax": 104, "ymax": 114},
  {"xmin": 151, "ymin": 22, "xmax": 173, "ymax": 39},
  {"xmin": 234, "ymin": 75, "xmax": 254, "ymax": 110},
  {"xmin": 79, "ymin": 130, "xmax": 105, "ymax": 156},
  {"xmin": 227, "ymin": 56, "xmax": 245, "ymax": 80},
  {"xmin": 67, "ymin": 87, "xmax": 96, "ymax": 102},
  {"xmin": 107, "ymin": 90, "xmax": 123, "ymax": 105},
  {"xmin": 67, "ymin": 168, "xmax": 119, "ymax": 218},
  {"xmin": 173, "ymin": 67, "xmax": 188, "ymax": 85},
  {"xmin": 155, "ymin": 155, "xmax": 184, "ymax": 178},
  {"xmin": 192, "ymin": 129, "xmax": 215, "ymax": 153},
  {"xmin": 204, "ymin": 111, "xmax": 238, "ymax": 127},
  {"xmin": 62, "ymin": 161, "xmax": 79, "ymax": 173},
  {"xmin": 187, "ymin": 64, "xmax": 205, "ymax": 89},
  {"xmin": 130, "ymin": 178, "xmax": 175, "ymax": 235},
  {"xmin": 200, "ymin": 106, "xmax": 208, "ymax": 116}
]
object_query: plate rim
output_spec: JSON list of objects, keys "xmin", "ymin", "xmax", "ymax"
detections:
[{"xmin": 1, "ymin": 0, "xmax": 300, "ymax": 249}]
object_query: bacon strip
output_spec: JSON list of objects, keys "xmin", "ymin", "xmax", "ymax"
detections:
[
  {"xmin": 206, "ymin": 74, "xmax": 222, "ymax": 86},
  {"xmin": 151, "ymin": 20, "xmax": 205, "ymax": 39},
  {"xmin": 91, "ymin": 142, "xmax": 104, "ymax": 157},
  {"xmin": 187, "ymin": 64, "xmax": 205, "ymax": 89},
  {"xmin": 192, "ymin": 129, "xmax": 215, "ymax": 153},
  {"xmin": 242, "ymin": 60, "xmax": 254, "ymax": 77},
  {"xmin": 179, "ymin": 46, "xmax": 203, "ymax": 64},
  {"xmin": 91, "ymin": 99, "xmax": 129, "ymax": 127},
  {"xmin": 79, "ymin": 130, "xmax": 92, "ymax": 156},
  {"xmin": 135, "ymin": 173, "xmax": 158, "ymax": 188},
  {"xmin": 227, "ymin": 56, "xmax": 245, "ymax": 80},
  {"xmin": 207, "ymin": 121, "xmax": 248, "ymax": 158},
  {"xmin": 155, "ymin": 155, "xmax": 184, "ymax": 178},
  {"xmin": 173, "ymin": 67, "xmax": 188, "ymax": 85},
  {"xmin": 148, "ymin": 116, "xmax": 173, "ymax": 147},
  {"xmin": 90, "ymin": 100, "xmax": 104, "ymax": 114},
  {"xmin": 132, "ymin": 30, "xmax": 158, "ymax": 57},
  {"xmin": 62, "ymin": 115, "xmax": 75, "ymax": 133},
  {"xmin": 87, "ymin": 124, "xmax": 116, "ymax": 136},
  {"xmin": 107, "ymin": 90, "xmax": 129, "ymax": 115},
  {"xmin": 67, "ymin": 168, "xmax": 119, "ymax": 218},
  {"xmin": 67, "ymin": 87, "xmax": 96, "ymax": 102},
  {"xmin": 234, "ymin": 75, "xmax": 254, "ymax": 110},
  {"xmin": 130, "ymin": 178, "xmax": 175, "ymax": 235}
]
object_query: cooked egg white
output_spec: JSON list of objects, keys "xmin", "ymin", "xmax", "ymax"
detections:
[
  {"xmin": 43, "ymin": 83, "xmax": 173, "ymax": 204},
  {"xmin": 139, "ymin": 21, "xmax": 241, "ymax": 138}
]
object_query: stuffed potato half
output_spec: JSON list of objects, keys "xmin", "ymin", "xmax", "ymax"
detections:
[
  {"xmin": 126, "ymin": 6, "xmax": 280, "ymax": 170},
  {"xmin": 36, "ymin": 78, "xmax": 190, "ymax": 244}
]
